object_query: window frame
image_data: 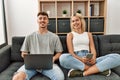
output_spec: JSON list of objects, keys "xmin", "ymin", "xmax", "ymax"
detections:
[{"xmin": 0, "ymin": 0, "xmax": 8, "ymax": 49}]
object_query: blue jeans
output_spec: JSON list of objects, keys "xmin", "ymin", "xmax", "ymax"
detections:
[
  {"xmin": 59, "ymin": 51, "xmax": 120, "ymax": 72},
  {"xmin": 17, "ymin": 64, "xmax": 64, "ymax": 80}
]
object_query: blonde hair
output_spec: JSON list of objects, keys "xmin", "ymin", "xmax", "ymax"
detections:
[{"xmin": 71, "ymin": 13, "xmax": 86, "ymax": 33}]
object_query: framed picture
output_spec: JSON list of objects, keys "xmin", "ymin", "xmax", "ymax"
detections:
[{"xmin": 0, "ymin": 0, "xmax": 7, "ymax": 48}]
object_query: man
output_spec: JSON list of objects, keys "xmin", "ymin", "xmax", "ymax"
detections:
[{"xmin": 12, "ymin": 12, "xmax": 64, "ymax": 80}]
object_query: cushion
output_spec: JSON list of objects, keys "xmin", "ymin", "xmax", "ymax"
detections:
[
  {"xmin": 98, "ymin": 35, "xmax": 120, "ymax": 56},
  {"xmin": 59, "ymin": 36, "xmax": 68, "ymax": 53},
  {"xmin": 93, "ymin": 35, "xmax": 99, "ymax": 57},
  {"xmin": 0, "ymin": 62, "xmax": 23, "ymax": 80},
  {"xmin": 11, "ymin": 37, "xmax": 25, "ymax": 61}
]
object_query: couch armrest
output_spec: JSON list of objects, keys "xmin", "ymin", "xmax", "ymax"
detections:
[{"xmin": 0, "ymin": 45, "xmax": 11, "ymax": 72}]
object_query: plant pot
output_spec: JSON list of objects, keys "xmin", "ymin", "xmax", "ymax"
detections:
[{"xmin": 62, "ymin": 14, "xmax": 67, "ymax": 17}]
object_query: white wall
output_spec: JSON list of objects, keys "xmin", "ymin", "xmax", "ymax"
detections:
[
  {"xmin": 106, "ymin": 0, "xmax": 120, "ymax": 34},
  {"xmin": 5, "ymin": 0, "xmax": 38, "ymax": 44},
  {"xmin": 4, "ymin": 0, "xmax": 120, "ymax": 44}
]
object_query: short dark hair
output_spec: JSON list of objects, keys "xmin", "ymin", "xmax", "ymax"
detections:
[{"xmin": 37, "ymin": 12, "xmax": 48, "ymax": 18}]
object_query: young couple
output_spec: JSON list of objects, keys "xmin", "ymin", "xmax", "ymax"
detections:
[{"xmin": 12, "ymin": 12, "xmax": 120, "ymax": 80}]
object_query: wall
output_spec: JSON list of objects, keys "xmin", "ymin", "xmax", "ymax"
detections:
[
  {"xmin": 4, "ymin": 0, "xmax": 120, "ymax": 44},
  {"xmin": 106, "ymin": 0, "xmax": 120, "ymax": 34},
  {"xmin": 5, "ymin": 0, "xmax": 38, "ymax": 44}
]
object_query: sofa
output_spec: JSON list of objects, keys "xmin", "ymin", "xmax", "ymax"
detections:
[{"xmin": 0, "ymin": 35, "xmax": 120, "ymax": 80}]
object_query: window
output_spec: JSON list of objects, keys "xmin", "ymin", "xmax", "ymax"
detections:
[{"xmin": 0, "ymin": 0, "xmax": 7, "ymax": 48}]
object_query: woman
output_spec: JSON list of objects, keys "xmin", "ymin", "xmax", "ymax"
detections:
[{"xmin": 59, "ymin": 13, "xmax": 120, "ymax": 77}]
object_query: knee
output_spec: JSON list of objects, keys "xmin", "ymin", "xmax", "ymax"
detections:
[
  {"xmin": 113, "ymin": 53, "xmax": 120, "ymax": 60},
  {"xmin": 59, "ymin": 54, "xmax": 69, "ymax": 63},
  {"xmin": 58, "ymin": 75, "xmax": 65, "ymax": 80},
  {"xmin": 109, "ymin": 53, "xmax": 120, "ymax": 59},
  {"xmin": 54, "ymin": 74, "xmax": 65, "ymax": 80},
  {"xmin": 59, "ymin": 55, "xmax": 66, "ymax": 65},
  {"xmin": 12, "ymin": 72, "xmax": 26, "ymax": 80},
  {"xmin": 59, "ymin": 54, "xmax": 64, "ymax": 62},
  {"xmin": 49, "ymin": 72, "xmax": 65, "ymax": 80}
]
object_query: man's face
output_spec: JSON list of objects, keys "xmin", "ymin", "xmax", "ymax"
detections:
[{"xmin": 37, "ymin": 15, "xmax": 49, "ymax": 28}]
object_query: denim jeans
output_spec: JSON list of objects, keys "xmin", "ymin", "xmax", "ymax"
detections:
[
  {"xmin": 17, "ymin": 64, "xmax": 64, "ymax": 80},
  {"xmin": 59, "ymin": 51, "xmax": 120, "ymax": 72}
]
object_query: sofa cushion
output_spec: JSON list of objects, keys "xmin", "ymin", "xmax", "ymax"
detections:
[
  {"xmin": 11, "ymin": 37, "xmax": 25, "ymax": 61},
  {"xmin": 0, "ymin": 62, "xmax": 23, "ymax": 80},
  {"xmin": 31, "ymin": 74, "xmax": 50, "ymax": 80},
  {"xmin": 82, "ymin": 72, "xmax": 120, "ymax": 80},
  {"xmin": 59, "ymin": 36, "xmax": 68, "ymax": 53},
  {"xmin": 112, "ymin": 65, "xmax": 120, "ymax": 76},
  {"xmin": 98, "ymin": 35, "xmax": 120, "ymax": 56},
  {"xmin": 93, "ymin": 35, "xmax": 99, "ymax": 57},
  {"xmin": 66, "ymin": 72, "xmax": 120, "ymax": 80}
]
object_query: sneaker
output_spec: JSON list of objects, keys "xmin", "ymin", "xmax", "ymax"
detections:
[
  {"xmin": 68, "ymin": 69, "xmax": 83, "ymax": 78},
  {"xmin": 99, "ymin": 69, "xmax": 111, "ymax": 76}
]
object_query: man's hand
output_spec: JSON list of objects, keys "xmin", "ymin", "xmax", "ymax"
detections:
[
  {"xmin": 53, "ymin": 57, "xmax": 55, "ymax": 63},
  {"xmin": 53, "ymin": 52, "xmax": 61, "ymax": 63},
  {"xmin": 21, "ymin": 52, "xmax": 28, "ymax": 58}
]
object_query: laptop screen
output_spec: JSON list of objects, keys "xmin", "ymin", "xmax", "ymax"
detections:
[{"xmin": 24, "ymin": 54, "xmax": 53, "ymax": 70}]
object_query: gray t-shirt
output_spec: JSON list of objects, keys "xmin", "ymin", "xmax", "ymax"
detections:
[{"xmin": 21, "ymin": 31, "xmax": 63, "ymax": 54}]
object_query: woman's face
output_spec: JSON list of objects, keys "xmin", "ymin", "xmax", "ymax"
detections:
[{"xmin": 71, "ymin": 16, "xmax": 82, "ymax": 30}]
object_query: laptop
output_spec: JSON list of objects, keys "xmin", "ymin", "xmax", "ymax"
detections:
[{"xmin": 24, "ymin": 54, "xmax": 53, "ymax": 70}]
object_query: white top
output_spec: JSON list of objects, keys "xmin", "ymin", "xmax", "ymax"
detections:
[{"xmin": 71, "ymin": 31, "xmax": 89, "ymax": 52}]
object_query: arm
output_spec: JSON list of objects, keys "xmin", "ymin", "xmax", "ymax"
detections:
[
  {"xmin": 21, "ymin": 51, "xmax": 28, "ymax": 58},
  {"xmin": 67, "ymin": 33, "xmax": 84, "ymax": 62},
  {"xmin": 53, "ymin": 35, "xmax": 63, "ymax": 63},
  {"xmin": 88, "ymin": 32, "xmax": 96, "ymax": 59},
  {"xmin": 88, "ymin": 32, "xmax": 97, "ymax": 64},
  {"xmin": 53, "ymin": 52, "xmax": 62, "ymax": 63},
  {"xmin": 21, "ymin": 36, "xmax": 30, "ymax": 58}
]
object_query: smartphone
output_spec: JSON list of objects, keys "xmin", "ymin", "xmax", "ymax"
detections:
[{"xmin": 86, "ymin": 53, "xmax": 93, "ymax": 59}]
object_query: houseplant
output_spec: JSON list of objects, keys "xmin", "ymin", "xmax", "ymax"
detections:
[
  {"xmin": 62, "ymin": 10, "xmax": 67, "ymax": 17},
  {"xmin": 77, "ymin": 9, "xmax": 81, "ymax": 14},
  {"xmin": 76, "ymin": 9, "xmax": 83, "ymax": 17}
]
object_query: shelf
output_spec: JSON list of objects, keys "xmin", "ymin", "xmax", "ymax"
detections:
[
  {"xmin": 90, "ymin": 18, "xmax": 104, "ymax": 32},
  {"xmin": 90, "ymin": 0, "xmax": 105, "ymax": 16},
  {"xmin": 38, "ymin": 0, "xmax": 106, "ymax": 35},
  {"xmin": 73, "ymin": 1, "xmax": 88, "ymax": 16},
  {"xmin": 48, "ymin": 18, "xmax": 56, "ymax": 33},
  {"xmin": 57, "ymin": 1, "xmax": 72, "ymax": 17},
  {"xmin": 57, "ymin": 18, "xmax": 71, "ymax": 33},
  {"xmin": 90, "ymin": 0, "xmax": 105, "ymax": 1},
  {"xmin": 39, "ymin": 2, "xmax": 56, "ymax": 18},
  {"xmin": 90, "ymin": 16, "xmax": 104, "ymax": 18}
]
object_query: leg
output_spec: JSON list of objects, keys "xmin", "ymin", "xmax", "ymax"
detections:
[
  {"xmin": 12, "ymin": 65, "xmax": 37, "ymax": 80},
  {"xmin": 41, "ymin": 64, "xmax": 64, "ymax": 80},
  {"xmin": 96, "ymin": 53, "xmax": 120, "ymax": 72},
  {"xmin": 83, "ymin": 65, "xmax": 99, "ymax": 76},
  {"xmin": 59, "ymin": 54, "xmax": 85, "ymax": 71},
  {"xmin": 83, "ymin": 53, "xmax": 120, "ymax": 76}
]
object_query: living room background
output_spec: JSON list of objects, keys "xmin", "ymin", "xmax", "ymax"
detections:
[{"xmin": 3, "ymin": 0, "xmax": 120, "ymax": 44}]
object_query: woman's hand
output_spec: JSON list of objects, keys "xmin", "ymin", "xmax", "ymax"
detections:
[
  {"xmin": 81, "ymin": 57, "xmax": 89, "ymax": 63},
  {"xmin": 87, "ymin": 58, "xmax": 96, "ymax": 65},
  {"xmin": 81, "ymin": 57, "xmax": 96, "ymax": 65}
]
